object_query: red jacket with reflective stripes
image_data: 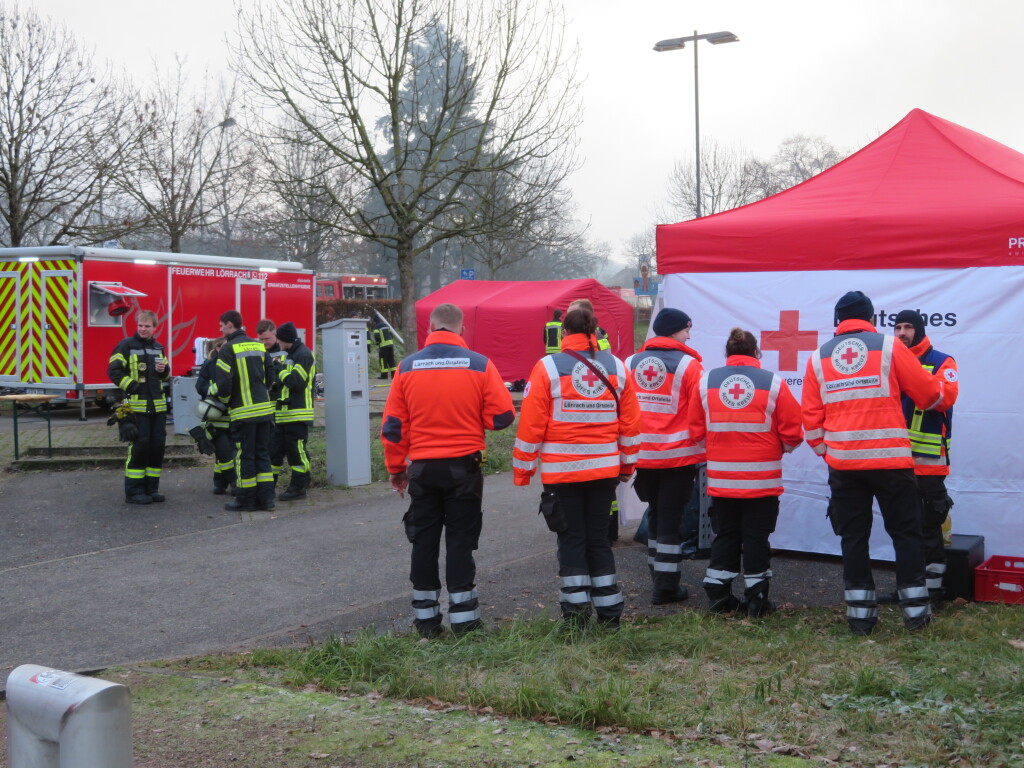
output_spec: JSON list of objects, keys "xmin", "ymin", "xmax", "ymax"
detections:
[
  {"xmin": 801, "ymin": 319, "xmax": 946, "ymax": 471},
  {"xmin": 624, "ymin": 337, "xmax": 706, "ymax": 469},
  {"xmin": 381, "ymin": 331, "xmax": 515, "ymax": 472},
  {"xmin": 689, "ymin": 355, "xmax": 803, "ymax": 497},
  {"xmin": 513, "ymin": 333, "xmax": 641, "ymax": 486}
]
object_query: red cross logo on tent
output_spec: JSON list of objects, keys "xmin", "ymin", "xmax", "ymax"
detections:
[{"xmin": 760, "ymin": 310, "xmax": 819, "ymax": 371}]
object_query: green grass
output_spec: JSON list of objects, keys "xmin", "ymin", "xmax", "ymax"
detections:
[{"xmin": 175, "ymin": 604, "xmax": 1024, "ymax": 767}]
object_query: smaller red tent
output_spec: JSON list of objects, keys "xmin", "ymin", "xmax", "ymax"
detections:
[{"xmin": 415, "ymin": 279, "xmax": 634, "ymax": 382}]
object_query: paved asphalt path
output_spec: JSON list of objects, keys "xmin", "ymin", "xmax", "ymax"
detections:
[{"xmin": 1, "ymin": 460, "xmax": 887, "ymax": 692}]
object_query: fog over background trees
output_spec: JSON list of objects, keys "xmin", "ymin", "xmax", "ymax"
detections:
[{"xmin": 1, "ymin": 0, "xmax": 843, "ymax": 325}]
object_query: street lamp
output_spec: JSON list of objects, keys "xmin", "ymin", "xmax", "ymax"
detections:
[
  {"xmin": 654, "ymin": 31, "xmax": 739, "ymax": 218},
  {"xmin": 198, "ymin": 117, "xmax": 237, "ymax": 241}
]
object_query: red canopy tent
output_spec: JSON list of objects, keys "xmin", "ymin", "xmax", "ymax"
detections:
[
  {"xmin": 656, "ymin": 108, "xmax": 1024, "ymax": 274},
  {"xmin": 415, "ymin": 279, "xmax": 634, "ymax": 381},
  {"xmin": 648, "ymin": 108, "xmax": 1024, "ymax": 558}
]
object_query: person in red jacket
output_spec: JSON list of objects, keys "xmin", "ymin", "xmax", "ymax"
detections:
[
  {"xmin": 689, "ymin": 328, "xmax": 803, "ymax": 616},
  {"xmin": 625, "ymin": 307, "xmax": 705, "ymax": 605},
  {"xmin": 382, "ymin": 303, "xmax": 515, "ymax": 638},
  {"xmin": 802, "ymin": 291, "xmax": 947, "ymax": 635},
  {"xmin": 513, "ymin": 307, "xmax": 641, "ymax": 631},
  {"xmin": 893, "ymin": 309, "xmax": 959, "ymax": 607}
]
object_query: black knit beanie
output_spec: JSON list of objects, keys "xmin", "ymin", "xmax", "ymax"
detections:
[
  {"xmin": 894, "ymin": 309, "xmax": 926, "ymax": 346},
  {"xmin": 834, "ymin": 291, "xmax": 874, "ymax": 323}
]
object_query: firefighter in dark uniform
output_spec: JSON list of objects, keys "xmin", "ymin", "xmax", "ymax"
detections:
[
  {"xmin": 371, "ymin": 317, "xmax": 397, "ymax": 379},
  {"xmin": 195, "ymin": 337, "xmax": 236, "ymax": 494},
  {"xmin": 544, "ymin": 309, "xmax": 563, "ymax": 354},
  {"xmin": 256, "ymin": 319, "xmax": 288, "ymax": 486},
  {"xmin": 382, "ymin": 303, "xmax": 516, "ymax": 637},
  {"xmin": 209, "ymin": 310, "xmax": 276, "ymax": 512},
  {"xmin": 272, "ymin": 322, "xmax": 316, "ymax": 500},
  {"xmin": 108, "ymin": 309, "xmax": 170, "ymax": 504}
]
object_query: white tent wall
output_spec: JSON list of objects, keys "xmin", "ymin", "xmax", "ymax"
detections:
[{"xmin": 662, "ymin": 266, "xmax": 1024, "ymax": 559}]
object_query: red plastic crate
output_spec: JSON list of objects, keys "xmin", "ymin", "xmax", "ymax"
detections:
[{"xmin": 974, "ymin": 556, "xmax": 1024, "ymax": 604}]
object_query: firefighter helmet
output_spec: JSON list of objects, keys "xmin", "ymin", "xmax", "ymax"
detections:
[
  {"xmin": 107, "ymin": 298, "xmax": 131, "ymax": 317},
  {"xmin": 196, "ymin": 398, "xmax": 227, "ymax": 421}
]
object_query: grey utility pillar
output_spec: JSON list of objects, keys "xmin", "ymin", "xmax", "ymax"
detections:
[
  {"xmin": 321, "ymin": 317, "xmax": 372, "ymax": 486},
  {"xmin": 7, "ymin": 665, "xmax": 132, "ymax": 768}
]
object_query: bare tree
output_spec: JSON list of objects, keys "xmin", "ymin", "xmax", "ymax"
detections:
[
  {"xmin": 747, "ymin": 134, "xmax": 847, "ymax": 198},
  {"xmin": 112, "ymin": 62, "xmax": 240, "ymax": 253},
  {"xmin": 664, "ymin": 139, "xmax": 759, "ymax": 222},
  {"xmin": 238, "ymin": 0, "xmax": 582, "ymax": 332},
  {"xmin": 462, "ymin": 172, "xmax": 583, "ymax": 279},
  {"xmin": 663, "ymin": 135, "xmax": 847, "ymax": 222},
  {"xmin": 0, "ymin": 4, "xmax": 135, "ymax": 247},
  {"xmin": 252, "ymin": 118, "xmax": 356, "ymax": 270}
]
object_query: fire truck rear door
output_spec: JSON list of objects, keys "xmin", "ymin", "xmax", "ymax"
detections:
[
  {"xmin": 40, "ymin": 269, "xmax": 75, "ymax": 385},
  {"xmin": 0, "ymin": 271, "xmax": 22, "ymax": 383}
]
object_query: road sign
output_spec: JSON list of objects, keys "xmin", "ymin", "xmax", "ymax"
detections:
[{"xmin": 460, "ymin": 268, "xmax": 476, "ymax": 280}]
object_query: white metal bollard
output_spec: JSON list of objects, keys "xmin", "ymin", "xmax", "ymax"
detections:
[{"xmin": 6, "ymin": 664, "xmax": 132, "ymax": 768}]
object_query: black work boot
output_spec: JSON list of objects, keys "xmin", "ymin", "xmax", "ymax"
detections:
[
  {"xmin": 145, "ymin": 480, "xmax": 165, "ymax": 503},
  {"xmin": 704, "ymin": 582, "xmax": 740, "ymax": 615},
  {"xmin": 224, "ymin": 495, "xmax": 257, "ymax": 512},
  {"xmin": 744, "ymin": 579, "xmax": 775, "ymax": 618},
  {"xmin": 652, "ymin": 586, "xmax": 689, "ymax": 605},
  {"xmin": 125, "ymin": 479, "xmax": 152, "ymax": 505},
  {"xmin": 279, "ymin": 474, "xmax": 308, "ymax": 501}
]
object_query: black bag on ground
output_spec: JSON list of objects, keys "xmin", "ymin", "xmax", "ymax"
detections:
[{"xmin": 538, "ymin": 490, "xmax": 568, "ymax": 533}]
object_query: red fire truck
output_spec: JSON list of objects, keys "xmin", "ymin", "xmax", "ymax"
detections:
[
  {"xmin": 315, "ymin": 273, "xmax": 389, "ymax": 300},
  {"xmin": 0, "ymin": 245, "xmax": 315, "ymax": 414}
]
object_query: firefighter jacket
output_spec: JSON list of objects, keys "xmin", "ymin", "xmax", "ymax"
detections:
[
  {"xmin": 901, "ymin": 335, "xmax": 958, "ymax": 476},
  {"xmin": 624, "ymin": 336, "xmax": 706, "ymax": 469},
  {"xmin": 107, "ymin": 333, "xmax": 169, "ymax": 414},
  {"xmin": 209, "ymin": 329, "xmax": 275, "ymax": 422},
  {"xmin": 196, "ymin": 357, "xmax": 230, "ymax": 429},
  {"xmin": 265, "ymin": 343, "xmax": 287, "ymax": 401},
  {"xmin": 801, "ymin": 319, "xmax": 946, "ymax": 471},
  {"xmin": 372, "ymin": 323, "xmax": 394, "ymax": 350},
  {"xmin": 275, "ymin": 340, "xmax": 316, "ymax": 424},
  {"xmin": 544, "ymin": 320, "xmax": 562, "ymax": 354},
  {"xmin": 689, "ymin": 355, "xmax": 803, "ymax": 498},
  {"xmin": 381, "ymin": 330, "xmax": 515, "ymax": 473},
  {"xmin": 513, "ymin": 333, "xmax": 641, "ymax": 486}
]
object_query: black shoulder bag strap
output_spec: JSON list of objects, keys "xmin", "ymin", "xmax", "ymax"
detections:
[{"xmin": 564, "ymin": 349, "xmax": 619, "ymax": 414}]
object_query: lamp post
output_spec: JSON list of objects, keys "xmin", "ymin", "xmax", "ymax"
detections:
[
  {"xmin": 654, "ymin": 31, "xmax": 738, "ymax": 218},
  {"xmin": 198, "ymin": 117, "xmax": 237, "ymax": 242}
]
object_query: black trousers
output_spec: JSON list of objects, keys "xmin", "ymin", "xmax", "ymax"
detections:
[
  {"xmin": 269, "ymin": 422, "xmax": 285, "ymax": 477},
  {"xmin": 706, "ymin": 495, "xmax": 779, "ymax": 585},
  {"xmin": 230, "ymin": 418, "xmax": 273, "ymax": 502},
  {"xmin": 379, "ymin": 345, "xmax": 396, "ymax": 376},
  {"xmin": 550, "ymin": 477, "xmax": 623, "ymax": 620},
  {"xmin": 634, "ymin": 465, "xmax": 697, "ymax": 592},
  {"xmin": 125, "ymin": 411, "xmax": 167, "ymax": 495},
  {"xmin": 917, "ymin": 474, "xmax": 950, "ymax": 566},
  {"xmin": 405, "ymin": 453, "xmax": 484, "ymax": 632},
  {"xmin": 917, "ymin": 473, "xmax": 952, "ymax": 596},
  {"xmin": 827, "ymin": 468, "xmax": 930, "ymax": 628},
  {"xmin": 210, "ymin": 425, "xmax": 235, "ymax": 489},
  {"xmin": 279, "ymin": 422, "xmax": 311, "ymax": 489}
]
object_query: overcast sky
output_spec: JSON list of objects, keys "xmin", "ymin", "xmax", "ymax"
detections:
[{"xmin": 27, "ymin": 0, "xmax": 1024, "ymax": 261}]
